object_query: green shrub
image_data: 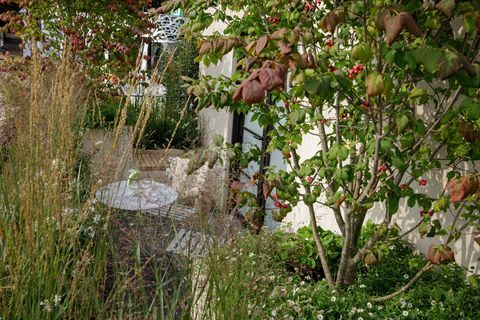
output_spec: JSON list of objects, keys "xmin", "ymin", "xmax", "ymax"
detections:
[{"xmin": 200, "ymin": 228, "xmax": 480, "ymax": 320}]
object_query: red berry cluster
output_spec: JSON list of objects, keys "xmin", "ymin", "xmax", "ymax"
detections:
[
  {"xmin": 348, "ymin": 65, "xmax": 364, "ymax": 79},
  {"xmin": 304, "ymin": 2, "xmax": 315, "ymax": 12},
  {"xmin": 399, "ymin": 183, "xmax": 408, "ymax": 190},
  {"xmin": 419, "ymin": 178, "xmax": 428, "ymax": 186},
  {"xmin": 377, "ymin": 164, "xmax": 388, "ymax": 172},
  {"xmin": 362, "ymin": 101, "xmax": 370, "ymax": 110},
  {"xmin": 268, "ymin": 16, "xmax": 280, "ymax": 24},
  {"xmin": 325, "ymin": 39, "xmax": 334, "ymax": 49},
  {"xmin": 273, "ymin": 194, "xmax": 288, "ymax": 209},
  {"xmin": 306, "ymin": 176, "xmax": 314, "ymax": 184}
]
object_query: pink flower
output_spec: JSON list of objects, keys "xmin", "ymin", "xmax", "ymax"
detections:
[{"xmin": 419, "ymin": 179, "xmax": 427, "ymax": 186}]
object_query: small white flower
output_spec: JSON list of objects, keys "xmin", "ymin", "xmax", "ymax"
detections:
[
  {"xmin": 367, "ymin": 302, "xmax": 372, "ymax": 309},
  {"xmin": 317, "ymin": 315, "xmax": 324, "ymax": 320},
  {"xmin": 40, "ymin": 299, "xmax": 52, "ymax": 312},
  {"xmin": 249, "ymin": 252, "xmax": 255, "ymax": 258},
  {"xmin": 331, "ymin": 296, "xmax": 337, "ymax": 302},
  {"xmin": 407, "ymin": 303, "xmax": 412, "ymax": 309},
  {"xmin": 300, "ymin": 281, "xmax": 305, "ymax": 286},
  {"xmin": 403, "ymin": 274, "xmax": 410, "ymax": 279},
  {"xmin": 53, "ymin": 294, "xmax": 61, "ymax": 306},
  {"xmin": 403, "ymin": 310, "xmax": 409, "ymax": 317},
  {"xmin": 357, "ymin": 308, "xmax": 364, "ymax": 313},
  {"xmin": 359, "ymin": 284, "xmax": 366, "ymax": 288},
  {"xmin": 389, "ymin": 245, "xmax": 396, "ymax": 250},
  {"xmin": 272, "ymin": 309, "xmax": 277, "ymax": 317},
  {"xmin": 377, "ymin": 306, "xmax": 384, "ymax": 311},
  {"xmin": 358, "ymin": 317, "xmax": 364, "ymax": 320},
  {"xmin": 368, "ymin": 312, "xmax": 374, "ymax": 317},
  {"xmin": 93, "ymin": 214, "xmax": 101, "ymax": 224}
]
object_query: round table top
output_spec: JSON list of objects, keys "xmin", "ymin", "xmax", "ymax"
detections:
[{"xmin": 95, "ymin": 180, "xmax": 178, "ymax": 211}]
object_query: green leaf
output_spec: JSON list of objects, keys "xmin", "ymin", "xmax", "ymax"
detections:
[
  {"xmin": 352, "ymin": 44, "xmax": 372, "ymax": 63},
  {"xmin": 396, "ymin": 114, "xmax": 410, "ymax": 132},
  {"xmin": 304, "ymin": 77, "xmax": 320, "ymax": 94},
  {"xmin": 412, "ymin": 47, "xmax": 443, "ymax": 74},
  {"xmin": 439, "ymin": 50, "xmax": 462, "ymax": 80},
  {"xmin": 366, "ymin": 72, "xmax": 384, "ymax": 97},
  {"xmin": 419, "ymin": 221, "xmax": 429, "ymax": 237},
  {"xmin": 386, "ymin": 195, "xmax": 400, "ymax": 215},
  {"xmin": 391, "ymin": 155, "xmax": 407, "ymax": 171}
]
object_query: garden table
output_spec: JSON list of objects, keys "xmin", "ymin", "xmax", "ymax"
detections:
[{"xmin": 95, "ymin": 180, "xmax": 178, "ymax": 211}]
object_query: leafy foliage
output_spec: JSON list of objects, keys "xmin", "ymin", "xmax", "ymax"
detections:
[{"xmin": 174, "ymin": 0, "xmax": 480, "ymax": 289}]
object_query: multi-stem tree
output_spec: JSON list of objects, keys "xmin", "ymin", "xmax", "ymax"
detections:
[{"xmin": 166, "ymin": 0, "xmax": 480, "ymax": 295}]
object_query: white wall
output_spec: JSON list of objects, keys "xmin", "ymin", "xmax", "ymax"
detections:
[{"xmin": 198, "ymin": 19, "xmax": 236, "ymax": 147}]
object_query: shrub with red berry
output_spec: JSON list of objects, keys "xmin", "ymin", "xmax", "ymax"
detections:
[{"xmin": 178, "ymin": 0, "xmax": 480, "ymax": 292}]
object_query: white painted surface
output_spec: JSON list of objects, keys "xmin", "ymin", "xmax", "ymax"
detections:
[{"xmin": 95, "ymin": 180, "xmax": 177, "ymax": 211}]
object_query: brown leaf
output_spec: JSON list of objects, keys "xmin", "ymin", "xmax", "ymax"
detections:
[
  {"xmin": 256, "ymin": 36, "xmax": 269, "ymax": 55},
  {"xmin": 232, "ymin": 85, "xmax": 243, "ymax": 101},
  {"xmin": 435, "ymin": 0, "xmax": 456, "ymax": 18},
  {"xmin": 401, "ymin": 12, "xmax": 422, "ymax": 37},
  {"xmin": 242, "ymin": 79, "xmax": 265, "ymax": 105},
  {"xmin": 263, "ymin": 180, "xmax": 272, "ymax": 199},
  {"xmin": 278, "ymin": 40, "xmax": 292, "ymax": 55},
  {"xmin": 245, "ymin": 40, "xmax": 256, "ymax": 54},
  {"xmin": 222, "ymin": 39, "xmax": 235, "ymax": 55},
  {"xmin": 320, "ymin": 12, "xmax": 339, "ymax": 33},
  {"xmin": 258, "ymin": 67, "xmax": 284, "ymax": 91},
  {"xmin": 364, "ymin": 252, "xmax": 379, "ymax": 266},
  {"xmin": 447, "ymin": 175, "xmax": 479, "ymax": 203},
  {"xmin": 461, "ymin": 56, "xmax": 477, "ymax": 77},
  {"xmin": 375, "ymin": 9, "xmax": 390, "ymax": 30},
  {"xmin": 297, "ymin": 53, "xmax": 316, "ymax": 69},
  {"xmin": 270, "ymin": 27, "xmax": 289, "ymax": 40},
  {"xmin": 198, "ymin": 42, "xmax": 212, "ymax": 55},
  {"xmin": 245, "ymin": 57, "xmax": 258, "ymax": 71},
  {"xmin": 384, "ymin": 14, "xmax": 405, "ymax": 46},
  {"xmin": 428, "ymin": 245, "xmax": 455, "ymax": 265}
]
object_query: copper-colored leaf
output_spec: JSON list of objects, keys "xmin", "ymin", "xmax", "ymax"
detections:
[
  {"xmin": 258, "ymin": 68, "xmax": 283, "ymax": 91},
  {"xmin": 270, "ymin": 27, "xmax": 289, "ymax": 40},
  {"xmin": 447, "ymin": 175, "xmax": 479, "ymax": 203},
  {"xmin": 242, "ymin": 79, "xmax": 265, "ymax": 105},
  {"xmin": 401, "ymin": 12, "xmax": 422, "ymax": 37},
  {"xmin": 199, "ymin": 42, "xmax": 212, "ymax": 55},
  {"xmin": 232, "ymin": 85, "xmax": 243, "ymax": 101},
  {"xmin": 278, "ymin": 40, "xmax": 292, "ymax": 55},
  {"xmin": 384, "ymin": 14, "xmax": 404, "ymax": 46},
  {"xmin": 256, "ymin": 36, "xmax": 269, "ymax": 55},
  {"xmin": 320, "ymin": 12, "xmax": 339, "ymax": 33},
  {"xmin": 428, "ymin": 245, "xmax": 455, "ymax": 265},
  {"xmin": 364, "ymin": 252, "xmax": 379, "ymax": 266},
  {"xmin": 376, "ymin": 9, "xmax": 390, "ymax": 30},
  {"xmin": 222, "ymin": 39, "xmax": 235, "ymax": 55},
  {"xmin": 263, "ymin": 180, "xmax": 272, "ymax": 199}
]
